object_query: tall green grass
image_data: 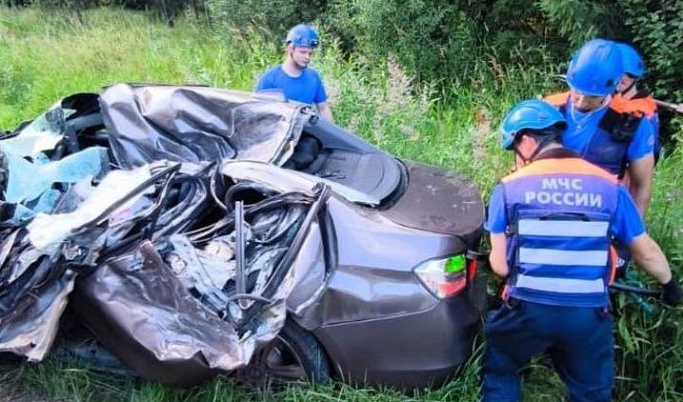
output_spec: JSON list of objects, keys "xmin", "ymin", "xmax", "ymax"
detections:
[{"xmin": 1, "ymin": 7, "xmax": 683, "ymax": 402}]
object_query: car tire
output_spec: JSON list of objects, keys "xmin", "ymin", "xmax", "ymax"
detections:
[{"xmin": 237, "ymin": 319, "xmax": 330, "ymax": 387}]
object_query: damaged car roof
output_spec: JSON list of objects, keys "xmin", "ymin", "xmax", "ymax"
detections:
[{"xmin": 101, "ymin": 84, "xmax": 309, "ymax": 168}]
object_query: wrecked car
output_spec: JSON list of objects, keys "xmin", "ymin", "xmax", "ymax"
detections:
[{"xmin": 0, "ymin": 84, "xmax": 486, "ymax": 389}]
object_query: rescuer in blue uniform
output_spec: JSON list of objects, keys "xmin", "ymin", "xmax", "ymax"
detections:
[
  {"xmin": 482, "ymin": 99, "xmax": 682, "ymax": 402},
  {"xmin": 545, "ymin": 39, "xmax": 655, "ymax": 217},
  {"xmin": 255, "ymin": 24, "xmax": 333, "ymax": 122}
]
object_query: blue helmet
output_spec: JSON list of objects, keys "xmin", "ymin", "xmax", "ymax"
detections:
[
  {"xmin": 500, "ymin": 100, "xmax": 567, "ymax": 150},
  {"xmin": 285, "ymin": 24, "xmax": 320, "ymax": 48},
  {"xmin": 566, "ymin": 39, "xmax": 623, "ymax": 97},
  {"xmin": 616, "ymin": 43, "xmax": 645, "ymax": 78}
]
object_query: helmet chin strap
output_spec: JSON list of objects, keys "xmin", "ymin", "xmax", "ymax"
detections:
[
  {"xmin": 513, "ymin": 136, "xmax": 555, "ymax": 166},
  {"xmin": 618, "ymin": 80, "xmax": 637, "ymax": 96}
]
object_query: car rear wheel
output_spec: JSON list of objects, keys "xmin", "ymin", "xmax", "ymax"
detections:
[{"xmin": 237, "ymin": 319, "xmax": 330, "ymax": 387}]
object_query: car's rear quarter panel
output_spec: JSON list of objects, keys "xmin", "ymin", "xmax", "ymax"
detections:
[{"xmin": 297, "ymin": 162, "xmax": 484, "ymax": 388}]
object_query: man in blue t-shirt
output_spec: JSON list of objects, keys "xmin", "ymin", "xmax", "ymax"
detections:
[{"xmin": 255, "ymin": 24, "xmax": 333, "ymax": 122}]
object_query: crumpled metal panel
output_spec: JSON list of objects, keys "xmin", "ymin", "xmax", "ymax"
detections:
[
  {"xmin": 165, "ymin": 234, "xmax": 236, "ymax": 313},
  {"xmin": 285, "ymin": 220, "xmax": 327, "ymax": 316},
  {"xmin": 148, "ymin": 162, "xmax": 215, "ymax": 240},
  {"xmin": 70, "ymin": 182, "xmax": 327, "ymax": 387},
  {"xmin": 73, "ymin": 221, "xmax": 320, "ymax": 387},
  {"xmin": 100, "ymin": 84, "xmax": 309, "ymax": 168},
  {"xmin": 0, "ymin": 269, "xmax": 74, "ymax": 361},
  {"xmin": 0, "ymin": 162, "xmax": 167, "ymax": 364},
  {"xmin": 0, "ymin": 225, "xmax": 73, "ymax": 361},
  {"xmin": 72, "ymin": 241, "xmax": 258, "ymax": 387}
]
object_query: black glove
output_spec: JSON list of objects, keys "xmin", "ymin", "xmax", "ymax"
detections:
[{"xmin": 662, "ymin": 276, "xmax": 683, "ymax": 306}]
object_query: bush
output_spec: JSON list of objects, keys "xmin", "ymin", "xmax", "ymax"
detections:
[
  {"xmin": 330, "ymin": 0, "xmax": 481, "ymax": 82},
  {"xmin": 622, "ymin": 0, "xmax": 683, "ymax": 100},
  {"xmin": 326, "ymin": 0, "xmax": 564, "ymax": 83},
  {"xmin": 536, "ymin": 0, "xmax": 627, "ymax": 46},
  {"xmin": 206, "ymin": 0, "xmax": 328, "ymax": 39}
]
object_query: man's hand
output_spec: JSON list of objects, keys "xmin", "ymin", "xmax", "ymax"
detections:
[{"xmin": 662, "ymin": 277, "xmax": 683, "ymax": 306}]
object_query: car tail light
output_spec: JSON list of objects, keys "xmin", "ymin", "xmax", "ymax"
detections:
[{"xmin": 414, "ymin": 255, "xmax": 468, "ymax": 299}]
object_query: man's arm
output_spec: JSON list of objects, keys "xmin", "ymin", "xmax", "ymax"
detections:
[
  {"xmin": 613, "ymin": 185, "xmax": 681, "ymax": 305},
  {"xmin": 627, "ymin": 154, "xmax": 654, "ymax": 216},
  {"xmin": 485, "ymin": 184, "xmax": 508, "ymax": 277},
  {"xmin": 489, "ymin": 233, "xmax": 509, "ymax": 277},
  {"xmin": 626, "ymin": 118, "xmax": 656, "ymax": 216},
  {"xmin": 628, "ymin": 233, "xmax": 672, "ymax": 284},
  {"xmin": 317, "ymin": 102, "xmax": 333, "ymax": 122},
  {"xmin": 312, "ymin": 72, "xmax": 332, "ymax": 122}
]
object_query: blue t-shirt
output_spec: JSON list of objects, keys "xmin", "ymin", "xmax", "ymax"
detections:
[
  {"xmin": 485, "ymin": 182, "xmax": 645, "ymax": 245},
  {"xmin": 255, "ymin": 66, "xmax": 328, "ymax": 105},
  {"xmin": 561, "ymin": 101, "xmax": 655, "ymax": 162}
]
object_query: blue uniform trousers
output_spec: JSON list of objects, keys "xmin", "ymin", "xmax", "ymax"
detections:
[{"xmin": 482, "ymin": 300, "xmax": 614, "ymax": 402}]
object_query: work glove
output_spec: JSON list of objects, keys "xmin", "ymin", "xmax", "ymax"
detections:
[{"xmin": 662, "ymin": 276, "xmax": 683, "ymax": 306}]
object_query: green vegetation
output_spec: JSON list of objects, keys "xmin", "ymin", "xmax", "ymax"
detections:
[{"xmin": 1, "ymin": 7, "xmax": 683, "ymax": 402}]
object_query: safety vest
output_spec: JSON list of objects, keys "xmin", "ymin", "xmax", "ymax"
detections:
[
  {"xmin": 545, "ymin": 92, "xmax": 645, "ymax": 178},
  {"xmin": 501, "ymin": 156, "xmax": 619, "ymax": 307},
  {"xmin": 618, "ymin": 92, "xmax": 661, "ymax": 161}
]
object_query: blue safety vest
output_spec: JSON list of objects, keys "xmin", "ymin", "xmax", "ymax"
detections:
[
  {"xmin": 545, "ymin": 92, "xmax": 643, "ymax": 178},
  {"xmin": 501, "ymin": 156, "xmax": 619, "ymax": 307}
]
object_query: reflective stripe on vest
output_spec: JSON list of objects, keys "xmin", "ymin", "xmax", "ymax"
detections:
[
  {"xmin": 516, "ymin": 276, "xmax": 605, "ymax": 294},
  {"xmin": 516, "ymin": 218, "xmax": 610, "ymax": 295},
  {"xmin": 501, "ymin": 158, "xmax": 618, "ymax": 307},
  {"xmin": 518, "ymin": 219, "xmax": 608, "ymax": 237}
]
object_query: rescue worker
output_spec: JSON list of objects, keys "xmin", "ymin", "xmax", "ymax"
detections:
[
  {"xmin": 545, "ymin": 39, "xmax": 655, "ymax": 217},
  {"xmin": 482, "ymin": 99, "xmax": 682, "ymax": 402},
  {"xmin": 615, "ymin": 42, "xmax": 660, "ymax": 159},
  {"xmin": 255, "ymin": 24, "xmax": 333, "ymax": 122}
]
